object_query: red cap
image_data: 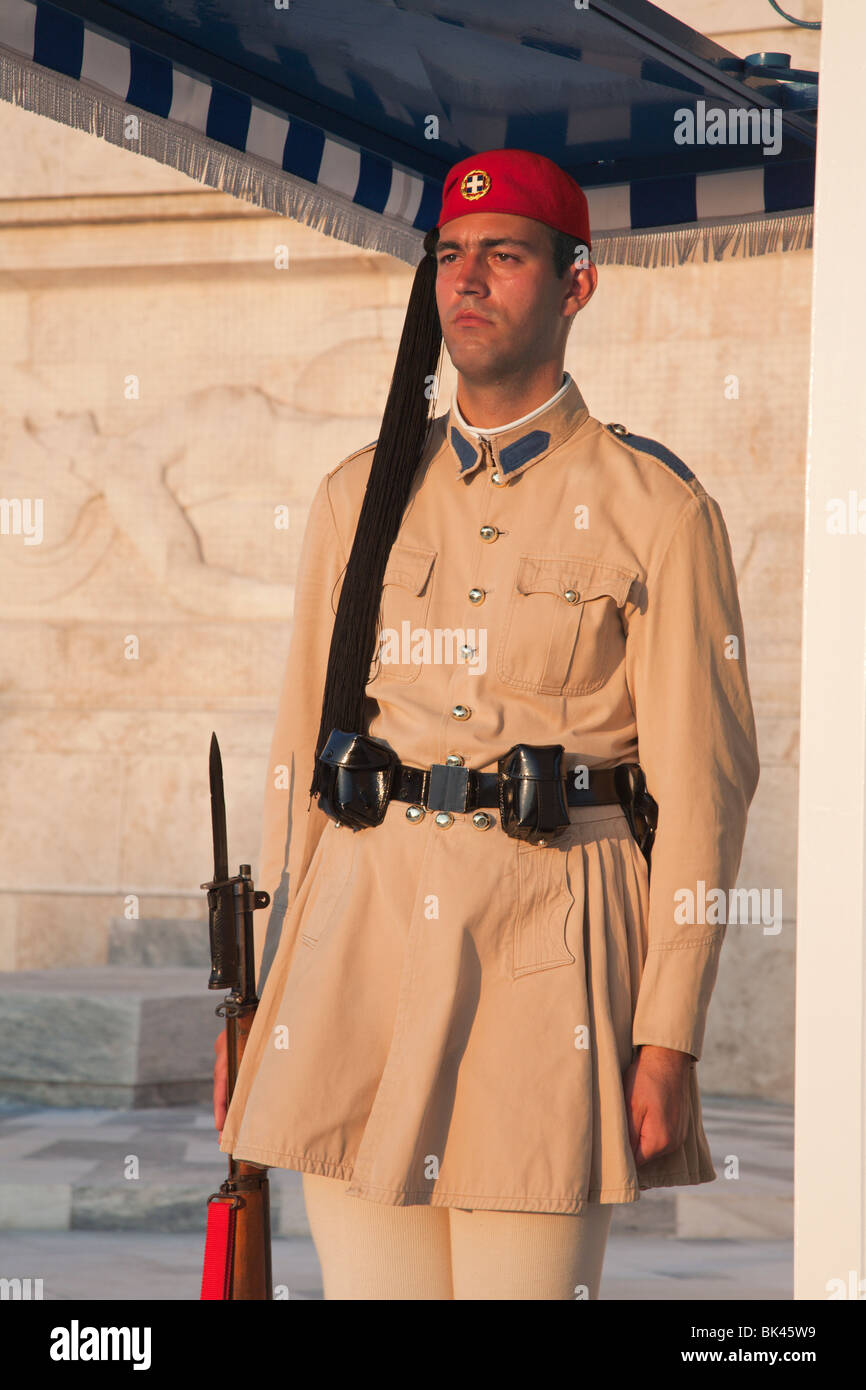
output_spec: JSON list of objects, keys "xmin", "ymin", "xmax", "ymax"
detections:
[{"xmin": 436, "ymin": 148, "xmax": 591, "ymax": 249}]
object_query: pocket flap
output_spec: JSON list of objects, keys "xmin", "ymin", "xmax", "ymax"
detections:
[
  {"xmin": 515, "ymin": 553, "xmax": 637, "ymax": 608},
  {"xmin": 382, "ymin": 544, "xmax": 437, "ymax": 595}
]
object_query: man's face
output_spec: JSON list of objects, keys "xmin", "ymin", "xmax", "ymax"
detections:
[{"xmin": 434, "ymin": 212, "xmax": 595, "ymax": 383}]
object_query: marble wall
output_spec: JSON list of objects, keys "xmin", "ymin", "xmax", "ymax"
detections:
[{"xmin": 0, "ymin": 2, "xmax": 821, "ymax": 1100}]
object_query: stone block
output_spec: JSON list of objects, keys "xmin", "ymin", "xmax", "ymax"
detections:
[
  {"xmin": 107, "ymin": 917, "xmax": 210, "ymax": 968},
  {"xmin": 677, "ymin": 1188, "xmax": 793, "ymax": 1239},
  {"xmin": 0, "ymin": 967, "xmax": 221, "ymax": 1107},
  {"xmin": 0, "ymin": 1181, "xmax": 71, "ymax": 1231}
]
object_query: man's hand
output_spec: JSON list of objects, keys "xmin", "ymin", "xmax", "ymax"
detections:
[
  {"xmin": 213, "ymin": 1031, "xmax": 228, "ymax": 1139},
  {"xmin": 622, "ymin": 1044, "xmax": 694, "ymax": 1165}
]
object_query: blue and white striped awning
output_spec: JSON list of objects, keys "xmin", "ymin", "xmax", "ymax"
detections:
[{"xmin": 0, "ymin": 0, "xmax": 816, "ymax": 266}]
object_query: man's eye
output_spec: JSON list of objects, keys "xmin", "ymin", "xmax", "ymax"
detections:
[
  {"xmin": 439, "ymin": 253, "xmax": 456, "ymax": 264},
  {"xmin": 494, "ymin": 252, "xmax": 515, "ymax": 261}
]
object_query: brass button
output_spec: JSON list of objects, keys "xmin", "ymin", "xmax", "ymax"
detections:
[
  {"xmin": 479, "ymin": 525, "xmax": 499, "ymax": 542},
  {"xmin": 445, "ymin": 753, "xmax": 465, "ymax": 766},
  {"xmin": 472, "ymin": 811, "xmax": 493, "ymax": 831},
  {"xmin": 451, "ymin": 704, "xmax": 471, "ymax": 720},
  {"xmin": 405, "ymin": 804, "xmax": 425, "ymax": 823},
  {"xmin": 563, "ymin": 589, "xmax": 580, "ymax": 603},
  {"xmin": 607, "ymin": 422, "xmax": 629, "ymax": 437},
  {"xmin": 490, "ymin": 471, "xmax": 506, "ymax": 486},
  {"xmin": 468, "ymin": 588, "xmax": 485, "ymax": 605},
  {"xmin": 434, "ymin": 811, "xmax": 454, "ymax": 828}
]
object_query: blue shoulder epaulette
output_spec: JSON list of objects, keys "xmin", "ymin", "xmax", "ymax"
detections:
[{"xmin": 603, "ymin": 422, "xmax": 697, "ymax": 485}]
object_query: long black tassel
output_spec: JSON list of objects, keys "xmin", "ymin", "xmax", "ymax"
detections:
[{"xmin": 308, "ymin": 226, "xmax": 442, "ymax": 801}]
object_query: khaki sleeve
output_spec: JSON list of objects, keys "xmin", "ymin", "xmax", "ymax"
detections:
[
  {"xmin": 624, "ymin": 490, "xmax": 760, "ymax": 1061},
  {"xmin": 253, "ymin": 470, "xmax": 347, "ymax": 991}
]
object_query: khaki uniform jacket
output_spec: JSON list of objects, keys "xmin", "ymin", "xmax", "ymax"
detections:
[{"xmin": 219, "ymin": 375, "xmax": 760, "ymax": 1214}]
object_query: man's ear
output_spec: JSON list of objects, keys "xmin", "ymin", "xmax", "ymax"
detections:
[
  {"xmin": 574, "ymin": 253, "xmax": 598, "ymax": 304},
  {"xmin": 562, "ymin": 259, "xmax": 597, "ymax": 320}
]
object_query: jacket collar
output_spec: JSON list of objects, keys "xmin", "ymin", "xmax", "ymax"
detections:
[{"xmin": 445, "ymin": 373, "xmax": 591, "ymax": 483}]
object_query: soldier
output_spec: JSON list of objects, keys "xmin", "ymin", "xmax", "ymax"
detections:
[{"xmin": 214, "ymin": 148, "xmax": 760, "ymax": 1300}]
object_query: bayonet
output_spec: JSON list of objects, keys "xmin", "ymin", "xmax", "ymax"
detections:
[{"xmin": 200, "ymin": 731, "xmax": 273, "ymax": 1300}]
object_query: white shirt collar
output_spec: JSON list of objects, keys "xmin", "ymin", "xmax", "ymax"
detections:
[{"xmin": 451, "ymin": 372, "xmax": 572, "ymax": 438}]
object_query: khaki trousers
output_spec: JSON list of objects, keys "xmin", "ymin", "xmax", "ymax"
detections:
[{"xmin": 302, "ymin": 1171, "xmax": 613, "ymax": 1300}]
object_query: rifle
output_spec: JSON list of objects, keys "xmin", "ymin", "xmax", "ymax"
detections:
[{"xmin": 200, "ymin": 731, "xmax": 273, "ymax": 1300}]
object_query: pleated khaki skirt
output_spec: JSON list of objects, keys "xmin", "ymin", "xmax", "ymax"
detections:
[{"xmin": 219, "ymin": 798, "xmax": 716, "ymax": 1214}]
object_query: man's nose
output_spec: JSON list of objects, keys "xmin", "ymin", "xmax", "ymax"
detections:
[{"xmin": 454, "ymin": 253, "xmax": 489, "ymax": 295}]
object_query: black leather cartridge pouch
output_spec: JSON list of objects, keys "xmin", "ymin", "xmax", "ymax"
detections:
[
  {"xmin": 316, "ymin": 729, "xmax": 398, "ymax": 830},
  {"xmin": 497, "ymin": 743, "xmax": 570, "ymax": 846}
]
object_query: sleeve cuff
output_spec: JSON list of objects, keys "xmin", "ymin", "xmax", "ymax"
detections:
[{"xmin": 631, "ymin": 931, "xmax": 725, "ymax": 1063}]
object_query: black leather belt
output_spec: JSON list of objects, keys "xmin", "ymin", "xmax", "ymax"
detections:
[
  {"xmin": 390, "ymin": 760, "xmax": 623, "ymax": 814},
  {"xmin": 314, "ymin": 729, "xmax": 657, "ymax": 861}
]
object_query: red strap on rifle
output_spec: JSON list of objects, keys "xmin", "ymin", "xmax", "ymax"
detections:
[{"xmin": 200, "ymin": 1197, "xmax": 236, "ymax": 1300}]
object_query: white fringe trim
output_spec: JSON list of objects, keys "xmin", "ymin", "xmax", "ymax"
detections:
[
  {"xmin": 0, "ymin": 42, "xmax": 427, "ymax": 264},
  {"xmin": 592, "ymin": 210, "xmax": 812, "ymax": 266},
  {"xmin": 1, "ymin": 43, "xmax": 812, "ymax": 267}
]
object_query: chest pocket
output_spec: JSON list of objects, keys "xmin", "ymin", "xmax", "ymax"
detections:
[
  {"xmin": 496, "ymin": 553, "xmax": 637, "ymax": 696},
  {"xmin": 367, "ymin": 543, "xmax": 437, "ymax": 685}
]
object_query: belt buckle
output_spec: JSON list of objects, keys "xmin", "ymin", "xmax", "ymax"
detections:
[{"xmin": 427, "ymin": 763, "xmax": 475, "ymax": 813}]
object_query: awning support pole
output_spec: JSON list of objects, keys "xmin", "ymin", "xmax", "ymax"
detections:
[{"xmin": 794, "ymin": 0, "xmax": 866, "ymax": 1301}]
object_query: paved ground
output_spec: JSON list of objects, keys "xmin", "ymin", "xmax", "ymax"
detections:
[
  {"xmin": 0, "ymin": 1092, "xmax": 793, "ymax": 1300},
  {"xmin": 0, "ymin": 1227, "xmax": 792, "ymax": 1300}
]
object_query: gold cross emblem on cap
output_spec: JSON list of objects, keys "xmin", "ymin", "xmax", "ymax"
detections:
[{"xmin": 460, "ymin": 169, "xmax": 491, "ymax": 200}]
